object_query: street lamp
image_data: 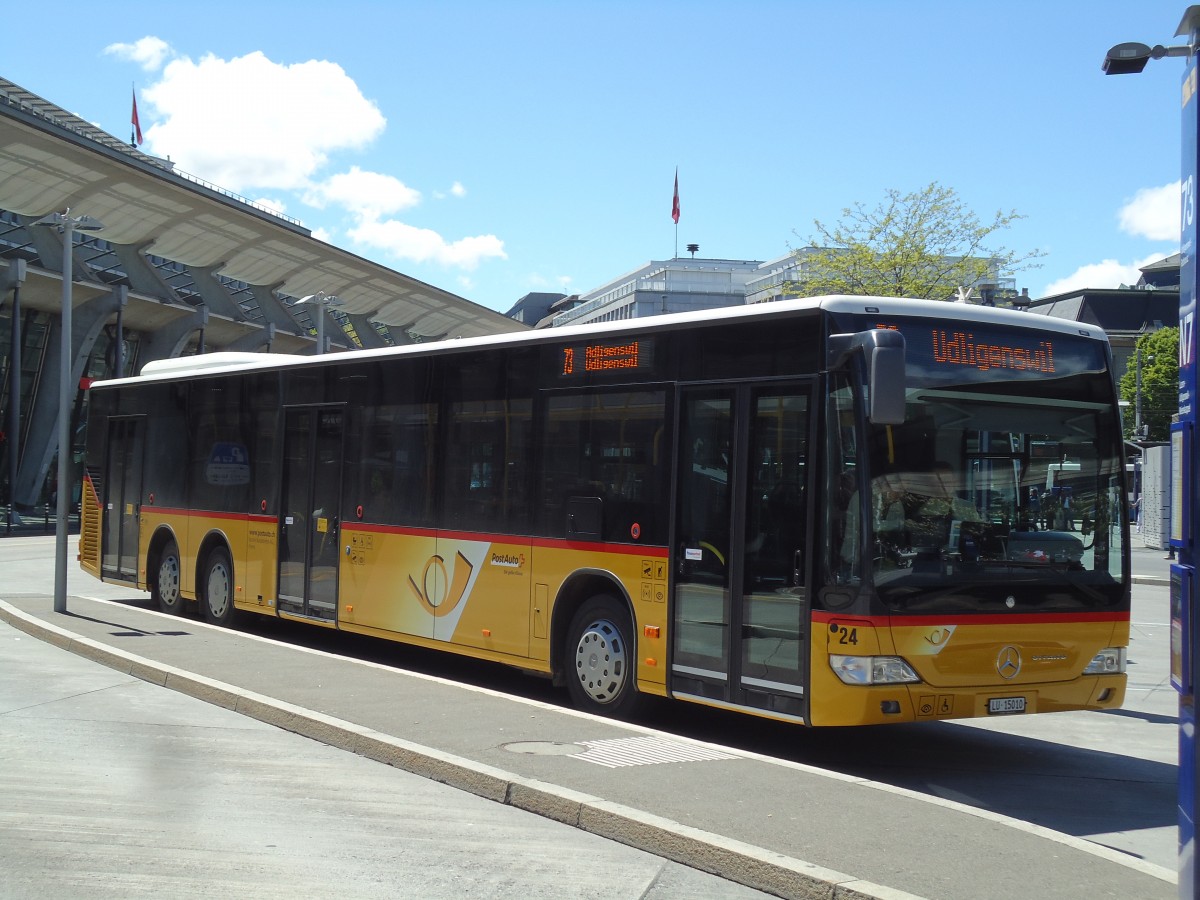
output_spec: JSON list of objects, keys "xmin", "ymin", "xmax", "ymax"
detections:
[
  {"xmin": 33, "ymin": 209, "xmax": 104, "ymax": 614},
  {"xmin": 1102, "ymin": 40, "xmax": 1193, "ymax": 74},
  {"xmin": 297, "ymin": 291, "xmax": 344, "ymax": 355}
]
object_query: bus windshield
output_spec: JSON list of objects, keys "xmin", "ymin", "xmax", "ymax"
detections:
[{"xmin": 861, "ymin": 383, "xmax": 1125, "ymax": 612}]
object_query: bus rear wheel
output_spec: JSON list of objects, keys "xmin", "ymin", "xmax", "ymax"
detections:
[
  {"xmin": 565, "ymin": 596, "xmax": 641, "ymax": 717},
  {"xmin": 201, "ymin": 546, "xmax": 236, "ymax": 627},
  {"xmin": 153, "ymin": 539, "xmax": 183, "ymax": 615}
]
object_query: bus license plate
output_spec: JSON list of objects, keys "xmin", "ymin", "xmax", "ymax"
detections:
[{"xmin": 988, "ymin": 697, "xmax": 1026, "ymax": 715}]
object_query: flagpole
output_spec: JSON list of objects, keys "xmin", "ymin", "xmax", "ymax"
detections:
[{"xmin": 671, "ymin": 167, "xmax": 680, "ymax": 259}]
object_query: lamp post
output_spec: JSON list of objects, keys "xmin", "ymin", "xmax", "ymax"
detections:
[
  {"xmin": 33, "ymin": 209, "xmax": 104, "ymax": 614},
  {"xmin": 297, "ymin": 291, "xmax": 344, "ymax": 355},
  {"xmin": 1134, "ymin": 346, "xmax": 1158, "ymax": 441},
  {"xmin": 1135, "ymin": 345, "xmax": 1144, "ymax": 440}
]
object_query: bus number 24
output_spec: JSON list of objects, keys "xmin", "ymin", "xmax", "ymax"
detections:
[{"xmin": 832, "ymin": 624, "xmax": 859, "ymax": 645}]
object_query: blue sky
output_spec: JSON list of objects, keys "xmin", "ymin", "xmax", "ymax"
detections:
[{"xmin": 4, "ymin": 1, "xmax": 1191, "ymax": 312}]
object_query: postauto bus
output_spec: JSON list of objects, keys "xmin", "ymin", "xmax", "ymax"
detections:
[{"xmin": 80, "ymin": 296, "xmax": 1129, "ymax": 725}]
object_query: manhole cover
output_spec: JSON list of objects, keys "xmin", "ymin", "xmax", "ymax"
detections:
[{"xmin": 502, "ymin": 741, "xmax": 585, "ymax": 756}]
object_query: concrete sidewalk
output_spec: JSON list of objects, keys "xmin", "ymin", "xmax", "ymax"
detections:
[
  {"xmin": 0, "ymin": 617, "xmax": 775, "ymax": 900},
  {"xmin": 0, "ymin": 584, "xmax": 1175, "ymax": 900}
]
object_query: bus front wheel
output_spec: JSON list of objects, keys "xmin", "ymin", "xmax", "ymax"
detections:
[
  {"xmin": 565, "ymin": 596, "xmax": 641, "ymax": 717},
  {"xmin": 201, "ymin": 546, "xmax": 236, "ymax": 627},
  {"xmin": 153, "ymin": 539, "xmax": 183, "ymax": 615}
]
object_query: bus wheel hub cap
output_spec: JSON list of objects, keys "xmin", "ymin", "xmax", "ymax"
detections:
[{"xmin": 576, "ymin": 620, "xmax": 626, "ymax": 701}]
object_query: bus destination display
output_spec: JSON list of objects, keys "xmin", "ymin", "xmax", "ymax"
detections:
[
  {"xmin": 560, "ymin": 338, "xmax": 654, "ymax": 377},
  {"xmin": 874, "ymin": 322, "xmax": 1055, "ymax": 374}
]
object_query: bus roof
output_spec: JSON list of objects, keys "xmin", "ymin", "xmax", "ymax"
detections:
[{"xmin": 93, "ymin": 295, "xmax": 1109, "ymax": 388}]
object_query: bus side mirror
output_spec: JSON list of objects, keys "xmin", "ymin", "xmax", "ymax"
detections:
[
  {"xmin": 868, "ymin": 331, "xmax": 906, "ymax": 425},
  {"xmin": 827, "ymin": 329, "xmax": 907, "ymax": 426}
]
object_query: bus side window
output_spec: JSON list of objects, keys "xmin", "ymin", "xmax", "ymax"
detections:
[{"xmin": 540, "ymin": 389, "xmax": 667, "ymax": 544}]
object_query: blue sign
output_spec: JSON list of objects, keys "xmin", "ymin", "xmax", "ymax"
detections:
[
  {"xmin": 1183, "ymin": 60, "xmax": 1197, "ymax": 418},
  {"xmin": 1179, "ymin": 50, "xmax": 1199, "ymax": 893}
]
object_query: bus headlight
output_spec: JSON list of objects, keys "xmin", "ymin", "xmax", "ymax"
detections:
[
  {"xmin": 830, "ymin": 655, "xmax": 921, "ymax": 685},
  {"xmin": 1083, "ymin": 647, "xmax": 1127, "ymax": 675}
]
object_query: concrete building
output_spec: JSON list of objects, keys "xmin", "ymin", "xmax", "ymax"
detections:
[
  {"xmin": 548, "ymin": 256, "xmax": 763, "ymax": 327},
  {"xmin": 504, "ymin": 292, "xmax": 573, "ymax": 328}
]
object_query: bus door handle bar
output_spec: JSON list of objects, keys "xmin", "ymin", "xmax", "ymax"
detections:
[{"xmin": 793, "ymin": 549, "xmax": 803, "ymax": 585}]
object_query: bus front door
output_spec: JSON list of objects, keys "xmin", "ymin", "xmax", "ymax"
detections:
[
  {"xmin": 101, "ymin": 416, "xmax": 145, "ymax": 582},
  {"xmin": 278, "ymin": 407, "xmax": 345, "ymax": 622},
  {"xmin": 672, "ymin": 386, "xmax": 810, "ymax": 720}
]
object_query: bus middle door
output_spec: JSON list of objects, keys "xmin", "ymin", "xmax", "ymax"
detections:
[
  {"xmin": 278, "ymin": 406, "xmax": 345, "ymax": 622},
  {"xmin": 671, "ymin": 385, "xmax": 811, "ymax": 720}
]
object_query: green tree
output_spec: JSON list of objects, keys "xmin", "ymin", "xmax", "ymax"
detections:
[
  {"xmin": 787, "ymin": 182, "xmax": 1044, "ymax": 300},
  {"xmin": 1119, "ymin": 327, "xmax": 1180, "ymax": 442}
]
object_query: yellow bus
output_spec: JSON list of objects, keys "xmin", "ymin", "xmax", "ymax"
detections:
[{"xmin": 79, "ymin": 296, "xmax": 1130, "ymax": 725}]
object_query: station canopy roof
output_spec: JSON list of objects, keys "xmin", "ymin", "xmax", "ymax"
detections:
[{"xmin": 0, "ymin": 75, "xmax": 524, "ymax": 345}]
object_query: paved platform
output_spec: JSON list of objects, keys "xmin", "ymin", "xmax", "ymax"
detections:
[
  {"xmin": 0, "ymin": 538, "xmax": 1179, "ymax": 900},
  {"xmin": 1, "ymin": 617, "xmax": 783, "ymax": 900}
]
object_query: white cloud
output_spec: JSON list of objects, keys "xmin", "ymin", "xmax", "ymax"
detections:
[
  {"xmin": 104, "ymin": 36, "xmax": 173, "ymax": 71},
  {"xmin": 349, "ymin": 217, "xmax": 506, "ymax": 269},
  {"xmin": 304, "ymin": 166, "xmax": 420, "ymax": 217},
  {"xmin": 310, "ymin": 226, "xmax": 334, "ymax": 243},
  {"xmin": 1041, "ymin": 253, "xmax": 1167, "ymax": 296},
  {"xmin": 525, "ymin": 273, "xmax": 573, "ymax": 291},
  {"xmin": 142, "ymin": 50, "xmax": 385, "ymax": 192},
  {"xmin": 1119, "ymin": 182, "xmax": 1181, "ymax": 241},
  {"xmin": 433, "ymin": 182, "xmax": 467, "ymax": 200}
]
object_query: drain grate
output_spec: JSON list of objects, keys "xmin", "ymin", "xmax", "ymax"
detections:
[{"xmin": 574, "ymin": 735, "xmax": 737, "ymax": 768}]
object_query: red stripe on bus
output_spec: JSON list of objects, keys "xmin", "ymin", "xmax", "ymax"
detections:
[
  {"xmin": 811, "ymin": 610, "xmax": 1129, "ymax": 627},
  {"xmin": 341, "ymin": 522, "xmax": 667, "ymax": 556},
  {"xmin": 528, "ymin": 537, "xmax": 668, "ymax": 556},
  {"xmin": 145, "ymin": 508, "xmax": 275, "ymax": 525},
  {"xmin": 348, "ymin": 523, "xmax": 438, "ymax": 539}
]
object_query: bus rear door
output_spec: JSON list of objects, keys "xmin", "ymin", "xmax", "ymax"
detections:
[
  {"xmin": 101, "ymin": 415, "xmax": 145, "ymax": 583},
  {"xmin": 671, "ymin": 385, "xmax": 812, "ymax": 720}
]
